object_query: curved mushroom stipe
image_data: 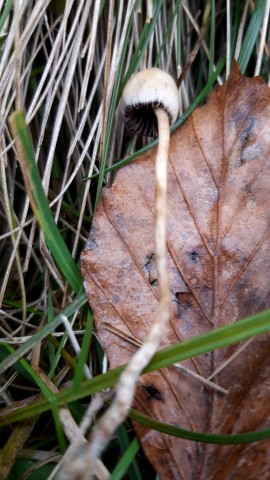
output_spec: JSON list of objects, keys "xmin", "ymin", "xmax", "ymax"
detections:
[{"xmin": 86, "ymin": 68, "xmax": 179, "ymax": 468}]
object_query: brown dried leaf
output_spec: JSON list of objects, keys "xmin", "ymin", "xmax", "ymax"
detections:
[{"xmin": 81, "ymin": 63, "xmax": 270, "ymax": 479}]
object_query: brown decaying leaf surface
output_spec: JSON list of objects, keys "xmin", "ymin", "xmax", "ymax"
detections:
[{"xmin": 81, "ymin": 63, "xmax": 270, "ymax": 479}]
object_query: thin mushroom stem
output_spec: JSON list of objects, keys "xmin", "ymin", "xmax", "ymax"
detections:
[
  {"xmin": 85, "ymin": 109, "xmax": 171, "ymax": 470},
  {"xmin": 154, "ymin": 107, "xmax": 170, "ymax": 331}
]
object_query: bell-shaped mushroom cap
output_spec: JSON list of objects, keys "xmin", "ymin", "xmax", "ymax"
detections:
[{"xmin": 120, "ymin": 68, "xmax": 179, "ymax": 138}]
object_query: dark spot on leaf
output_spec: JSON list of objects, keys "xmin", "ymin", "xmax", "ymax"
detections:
[
  {"xmin": 174, "ymin": 292, "xmax": 192, "ymax": 318},
  {"xmin": 186, "ymin": 449, "xmax": 193, "ymax": 464},
  {"xmin": 189, "ymin": 250, "xmax": 199, "ymax": 262},
  {"xmin": 142, "ymin": 383, "xmax": 163, "ymax": 402},
  {"xmin": 143, "ymin": 253, "xmax": 157, "ymax": 285},
  {"xmin": 85, "ymin": 233, "xmax": 97, "ymax": 251},
  {"xmin": 243, "ymin": 181, "xmax": 251, "ymax": 194},
  {"xmin": 145, "ymin": 252, "xmax": 155, "ymax": 262},
  {"xmin": 238, "ymin": 116, "xmax": 259, "ymax": 165}
]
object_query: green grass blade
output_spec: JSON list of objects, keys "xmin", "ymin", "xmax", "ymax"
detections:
[
  {"xmin": 208, "ymin": 0, "xmax": 215, "ymax": 79},
  {"xmin": 1, "ymin": 345, "xmax": 66, "ymax": 453},
  {"xmin": 0, "ymin": 365, "xmax": 123, "ymax": 426},
  {"xmin": 48, "ymin": 330, "xmax": 70, "ymax": 380},
  {"xmin": 47, "ymin": 293, "xmax": 56, "ymax": 379},
  {"xmin": 129, "ymin": 408, "xmax": 270, "ymax": 444},
  {"xmin": 51, "ymin": 401, "xmax": 67, "ymax": 454},
  {"xmin": 8, "ymin": 458, "xmax": 54, "ymax": 480},
  {"xmin": 0, "ymin": 292, "xmax": 87, "ymax": 376},
  {"xmin": 238, "ymin": 0, "xmax": 266, "ymax": 73},
  {"xmin": 48, "ymin": 333, "xmax": 78, "ymax": 377},
  {"xmin": 0, "ymin": 0, "xmax": 13, "ymax": 34},
  {"xmin": 147, "ymin": 308, "xmax": 270, "ymax": 372},
  {"xmin": 2, "ymin": 308, "xmax": 270, "ymax": 426},
  {"xmin": 1, "ymin": 299, "xmax": 43, "ymax": 316},
  {"xmin": 116, "ymin": 425, "xmax": 142, "ymax": 480},
  {"xmin": 9, "ymin": 110, "xmax": 82, "ymax": 294},
  {"xmin": 1, "ymin": 345, "xmax": 51, "ymax": 394},
  {"xmin": 111, "ymin": 436, "xmax": 141, "ymax": 480},
  {"xmin": 72, "ymin": 309, "xmax": 93, "ymax": 392}
]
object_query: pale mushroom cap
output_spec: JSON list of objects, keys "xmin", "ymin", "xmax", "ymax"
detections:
[{"xmin": 120, "ymin": 68, "xmax": 179, "ymax": 138}]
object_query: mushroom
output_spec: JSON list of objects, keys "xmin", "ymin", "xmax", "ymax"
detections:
[
  {"xmin": 120, "ymin": 67, "xmax": 179, "ymax": 360},
  {"xmin": 86, "ymin": 68, "xmax": 179, "ymax": 466},
  {"xmin": 120, "ymin": 67, "xmax": 179, "ymax": 138}
]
